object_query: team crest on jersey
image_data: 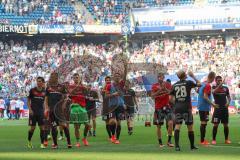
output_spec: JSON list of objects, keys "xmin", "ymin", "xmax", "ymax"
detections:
[{"xmin": 33, "ymin": 90, "xmax": 45, "ymax": 97}]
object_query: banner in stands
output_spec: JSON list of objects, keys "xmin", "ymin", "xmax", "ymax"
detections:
[
  {"xmin": 0, "ymin": 25, "xmax": 28, "ymax": 33},
  {"xmin": 135, "ymin": 23, "xmax": 240, "ymax": 33},
  {"xmin": 29, "ymin": 24, "xmax": 120, "ymax": 34},
  {"xmin": 74, "ymin": 25, "xmax": 84, "ymax": 33},
  {"xmin": 82, "ymin": 25, "xmax": 121, "ymax": 34},
  {"xmin": 39, "ymin": 25, "xmax": 75, "ymax": 34},
  {"xmin": 28, "ymin": 25, "xmax": 38, "ymax": 34}
]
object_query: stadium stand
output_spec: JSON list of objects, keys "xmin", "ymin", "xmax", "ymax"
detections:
[
  {"xmin": 80, "ymin": 0, "xmax": 130, "ymax": 25},
  {"xmin": 1, "ymin": 0, "xmax": 240, "ymax": 25},
  {"xmin": 0, "ymin": 0, "xmax": 76, "ymax": 25}
]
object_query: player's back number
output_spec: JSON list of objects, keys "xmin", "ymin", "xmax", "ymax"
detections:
[{"xmin": 175, "ymin": 86, "xmax": 187, "ymax": 99}]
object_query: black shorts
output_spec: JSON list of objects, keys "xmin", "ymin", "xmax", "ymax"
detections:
[
  {"xmin": 49, "ymin": 111, "xmax": 59, "ymax": 127},
  {"xmin": 63, "ymin": 100, "xmax": 71, "ymax": 122},
  {"xmin": 103, "ymin": 106, "xmax": 126, "ymax": 121},
  {"xmin": 63, "ymin": 106, "xmax": 70, "ymax": 122},
  {"xmin": 102, "ymin": 103, "xmax": 110, "ymax": 121},
  {"xmin": 199, "ymin": 111, "xmax": 210, "ymax": 122},
  {"xmin": 174, "ymin": 111, "xmax": 193, "ymax": 125},
  {"xmin": 87, "ymin": 107, "xmax": 97, "ymax": 119},
  {"xmin": 212, "ymin": 108, "xmax": 229, "ymax": 124},
  {"xmin": 126, "ymin": 105, "xmax": 135, "ymax": 119},
  {"xmin": 153, "ymin": 107, "xmax": 173, "ymax": 125},
  {"xmin": 51, "ymin": 102, "xmax": 70, "ymax": 124},
  {"xmin": 29, "ymin": 114, "xmax": 44, "ymax": 126}
]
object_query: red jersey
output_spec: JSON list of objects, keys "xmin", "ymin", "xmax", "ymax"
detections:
[
  {"xmin": 105, "ymin": 80, "xmax": 125, "ymax": 94},
  {"xmin": 105, "ymin": 83, "xmax": 112, "ymax": 94},
  {"xmin": 204, "ymin": 82, "xmax": 211, "ymax": 95},
  {"xmin": 68, "ymin": 84, "xmax": 87, "ymax": 107},
  {"xmin": 152, "ymin": 82, "xmax": 172, "ymax": 109}
]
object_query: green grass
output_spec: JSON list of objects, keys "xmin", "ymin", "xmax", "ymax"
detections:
[{"xmin": 0, "ymin": 116, "xmax": 240, "ymax": 160}]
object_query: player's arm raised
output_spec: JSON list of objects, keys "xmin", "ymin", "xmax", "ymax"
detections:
[
  {"xmin": 188, "ymin": 71, "xmax": 201, "ymax": 87},
  {"xmin": 212, "ymin": 77, "xmax": 225, "ymax": 93}
]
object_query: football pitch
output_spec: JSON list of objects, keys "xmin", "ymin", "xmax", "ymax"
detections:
[{"xmin": 0, "ymin": 116, "xmax": 240, "ymax": 160}]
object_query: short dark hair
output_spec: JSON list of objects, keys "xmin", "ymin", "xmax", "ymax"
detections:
[
  {"xmin": 37, "ymin": 77, "xmax": 45, "ymax": 82},
  {"xmin": 73, "ymin": 73, "xmax": 80, "ymax": 77},
  {"xmin": 105, "ymin": 76, "xmax": 111, "ymax": 81},
  {"xmin": 215, "ymin": 76, "xmax": 222, "ymax": 81},
  {"xmin": 158, "ymin": 72, "xmax": 165, "ymax": 77},
  {"xmin": 166, "ymin": 79, "xmax": 171, "ymax": 83}
]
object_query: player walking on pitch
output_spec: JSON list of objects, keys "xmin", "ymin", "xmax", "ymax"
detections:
[
  {"xmin": 68, "ymin": 73, "xmax": 90, "ymax": 147},
  {"xmin": 105, "ymin": 73, "xmax": 126, "ymax": 144},
  {"xmin": 211, "ymin": 76, "xmax": 231, "ymax": 144},
  {"xmin": 123, "ymin": 80, "xmax": 138, "ymax": 135},
  {"xmin": 102, "ymin": 76, "xmax": 113, "ymax": 140},
  {"xmin": 86, "ymin": 84, "xmax": 99, "ymax": 137},
  {"xmin": 27, "ymin": 77, "xmax": 46, "ymax": 149},
  {"xmin": 197, "ymin": 72, "xmax": 218, "ymax": 145},
  {"xmin": 151, "ymin": 73, "xmax": 174, "ymax": 148},
  {"xmin": 170, "ymin": 71, "xmax": 201, "ymax": 151},
  {"xmin": 44, "ymin": 72, "xmax": 72, "ymax": 149}
]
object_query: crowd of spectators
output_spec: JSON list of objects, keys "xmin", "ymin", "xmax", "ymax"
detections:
[
  {"xmin": 34, "ymin": 9, "xmax": 87, "ymax": 25},
  {"xmin": 131, "ymin": 0, "xmax": 240, "ymax": 8},
  {"xmin": 81, "ymin": 0, "xmax": 130, "ymax": 25},
  {"xmin": 0, "ymin": 36, "xmax": 239, "ymax": 100},
  {"xmin": 0, "ymin": 0, "xmax": 130, "ymax": 25},
  {"xmin": 0, "ymin": 0, "xmax": 198, "ymax": 26},
  {"xmin": 0, "ymin": 39, "xmax": 119, "ymax": 98},
  {"xmin": 2, "ymin": 0, "xmax": 68, "ymax": 16},
  {"xmin": 0, "ymin": 0, "xmax": 90, "ymax": 25},
  {"xmin": 128, "ymin": 37, "xmax": 240, "ymax": 98},
  {"xmin": 1, "ymin": 0, "xmax": 240, "ymax": 26}
]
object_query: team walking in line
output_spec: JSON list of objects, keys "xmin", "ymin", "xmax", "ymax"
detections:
[{"xmin": 27, "ymin": 69, "xmax": 234, "ymax": 151}]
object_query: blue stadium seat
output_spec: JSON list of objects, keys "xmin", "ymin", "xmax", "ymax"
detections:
[{"xmin": 0, "ymin": 0, "xmax": 75, "ymax": 25}]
